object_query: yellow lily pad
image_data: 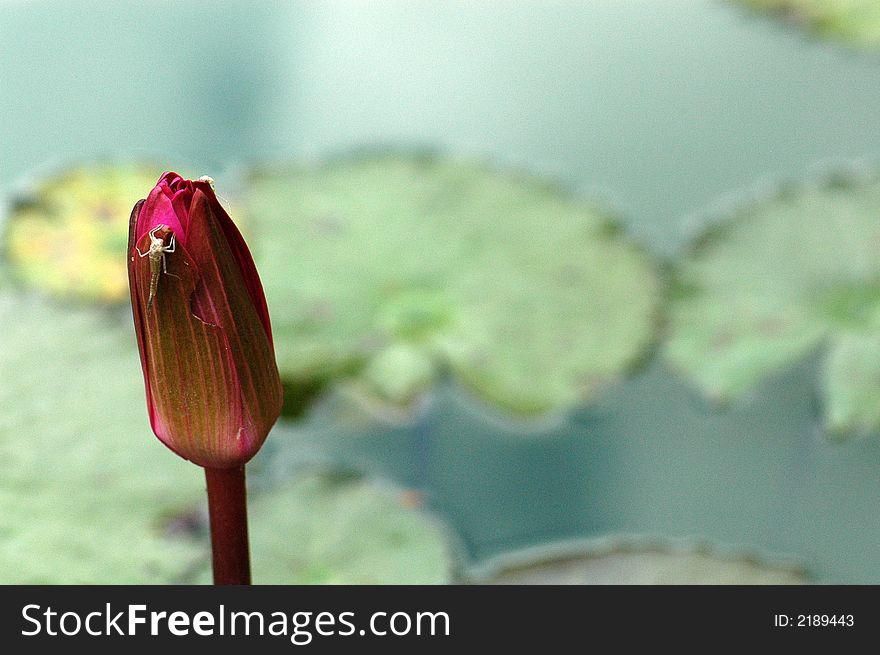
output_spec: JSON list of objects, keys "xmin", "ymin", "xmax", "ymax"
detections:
[{"xmin": 4, "ymin": 163, "xmax": 243, "ymax": 304}]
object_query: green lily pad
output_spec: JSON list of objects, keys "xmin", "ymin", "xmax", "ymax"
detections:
[
  {"xmin": 246, "ymin": 154, "xmax": 659, "ymax": 416},
  {"xmin": 196, "ymin": 471, "xmax": 452, "ymax": 584},
  {"xmin": 666, "ymin": 171, "xmax": 880, "ymax": 434},
  {"xmin": 0, "ymin": 292, "xmax": 206, "ymax": 583},
  {"xmin": 466, "ymin": 539, "xmax": 807, "ymax": 584},
  {"xmin": 736, "ymin": 0, "xmax": 880, "ymax": 47},
  {"xmin": 821, "ymin": 332, "xmax": 880, "ymax": 434}
]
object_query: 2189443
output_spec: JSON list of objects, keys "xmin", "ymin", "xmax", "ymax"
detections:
[{"xmin": 773, "ymin": 614, "xmax": 854, "ymax": 627}]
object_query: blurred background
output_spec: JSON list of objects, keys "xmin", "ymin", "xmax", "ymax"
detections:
[{"xmin": 2, "ymin": 0, "xmax": 880, "ymax": 583}]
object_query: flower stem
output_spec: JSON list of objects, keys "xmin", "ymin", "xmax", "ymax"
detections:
[{"xmin": 204, "ymin": 465, "xmax": 251, "ymax": 584}]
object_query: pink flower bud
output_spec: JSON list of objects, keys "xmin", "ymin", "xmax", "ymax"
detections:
[{"xmin": 128, "ymin": 173, "xmax": 283, "ymax": 468}]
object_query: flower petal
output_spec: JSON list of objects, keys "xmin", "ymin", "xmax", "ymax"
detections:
[
  {"xmin": 184, "ymin": 189, "xmax": 283, "ymax": 455},
  {"xmin": 137, "ymin": 181, "xmax": 187, "ymax": 246},
  {"xmin": 195, "ymin": 179, "xmax": 275, "ymax": 345},
  {"xmin": 128, "ymin": 199, "xmax": 155, "ymax": 425}
]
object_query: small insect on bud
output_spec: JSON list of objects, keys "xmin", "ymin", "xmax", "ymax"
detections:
[
  {"xmin": 199, "ymin": 175, "xmax": 216, "ymax": 191},
  {"xmin": 135, "ymin": 225, "xmax": 177, "ymax": 310}
]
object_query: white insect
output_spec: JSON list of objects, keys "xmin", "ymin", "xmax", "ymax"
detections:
[
  {"xmin": 199, "ymin": 174, "xmax": 232, "ymax": 206},
  {"xmin": 135, "ymin": 225, "xmax": 176, "ymax": 310}
]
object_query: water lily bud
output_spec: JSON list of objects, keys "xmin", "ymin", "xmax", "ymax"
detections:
[{"xmin": 127, "ymin": 172, "xmax": 283, "ymax": 468}]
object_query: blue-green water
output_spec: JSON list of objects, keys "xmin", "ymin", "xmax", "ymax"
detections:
[{"xmin": 3, "ymin": 0, "xmax": 880, "ymax": 582}]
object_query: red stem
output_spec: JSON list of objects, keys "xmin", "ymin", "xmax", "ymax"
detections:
[{"xmin": 204, "ymin": 465, "xmax": 251, "ymax": 585}]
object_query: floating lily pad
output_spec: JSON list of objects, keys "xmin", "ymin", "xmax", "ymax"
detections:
[
  {"xmin": 0, "ymin": 292, "xmax": 206, "ymax": 583},
  {"xmin": 246, "ymin": 154, "xmax": 659, "ymax": 416},
  {"xmin": 736, "ymin": 0, "xmax": 880, "ymax": 47},
  {"xmin": 821, "ymin": 332, "xmax": 880, "ymax": 433},
  {"xmin": 666, "ymin": 171, "xmax": 880, "ymax": 434},
  {"xmin": 466, "ymin": 539, "xmax": 807, "ymax": 584},
  {"xmin": 195, "ymin": 471, "xmax": 452, "ymax": 584}
]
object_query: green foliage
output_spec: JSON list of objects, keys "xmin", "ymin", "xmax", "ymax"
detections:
[
  {"xmin": 246, "ymin": 154, "xmax": 660, "ymax": 416},
  {"xmin": 0, "ymin": 292, "xmax": 206, "ymax": 582},
  {"xmin": 738, "ymin": 0, "xmax": 880, "ymax": 47},
  {"xmin": 666, "ymin": 172, "xmax": 880, "ymax": 435}
]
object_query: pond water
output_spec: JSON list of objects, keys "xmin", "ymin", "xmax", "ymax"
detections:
[{"xmin": 3, "ymin": 0, "xmax": 880, "ymax": 582}]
